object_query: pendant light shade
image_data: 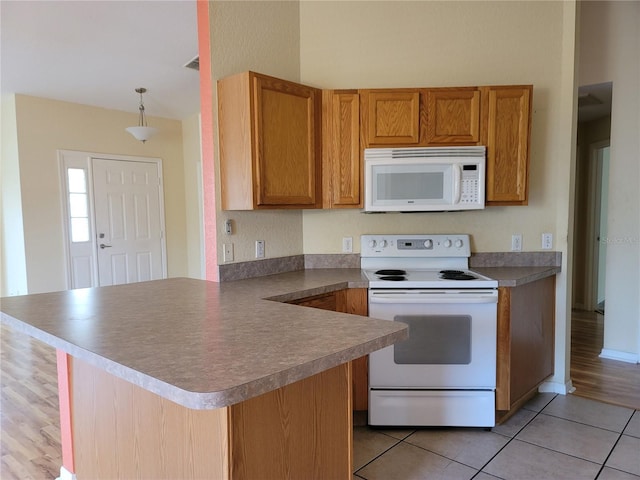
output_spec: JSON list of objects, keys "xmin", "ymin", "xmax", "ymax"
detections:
[{"xmin": 126, "ymin": 88, "xmax": 157, "ymax": 143}]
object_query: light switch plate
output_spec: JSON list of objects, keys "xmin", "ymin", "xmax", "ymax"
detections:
[
  {"xmin": 255, "ymin": 240, "xmax": 265, "ymax": 259},
  {"xmin": 223, "ymin": 243, "xmax": 234, "ymax": 262}
]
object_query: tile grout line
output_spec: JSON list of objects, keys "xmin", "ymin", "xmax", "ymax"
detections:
[
  {"xmin": 592, "ymin": 411, "xmax": 639, "ymax": 478},
  {"xmin": 353, "ymin": 436, "xmax": 405, "ymax": 477},
  {"xmin": 471, "ymin": 401, "xmax": 554, "ymax": 476}
]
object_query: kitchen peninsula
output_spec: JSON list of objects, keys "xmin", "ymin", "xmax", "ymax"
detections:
[{"xmin": 1, "ymin": 273, "xmax": 407, "ymax": 479}]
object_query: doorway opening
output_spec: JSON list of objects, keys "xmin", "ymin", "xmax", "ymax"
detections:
[
  {"xmin": 59, "ymin": 150, "xmax": 167, "ymax": 289},
  {"xmin": 572, "ymin": 82, "xmax": 612, "ymax": 313}
]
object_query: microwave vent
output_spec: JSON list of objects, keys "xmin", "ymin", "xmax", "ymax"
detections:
[{"xmin": 365, "ymin": 146, "xmax": 486, "ymax": 160}]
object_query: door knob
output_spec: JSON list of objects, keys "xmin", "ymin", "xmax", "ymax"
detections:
[{"xmin": 99, "ymin": 243, "xmax": 112, "ymax": 249}]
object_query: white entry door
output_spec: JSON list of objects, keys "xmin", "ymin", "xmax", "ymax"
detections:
[{"xmin": 92, "ymin": 158, "xmax": 166, "ymax": 286}]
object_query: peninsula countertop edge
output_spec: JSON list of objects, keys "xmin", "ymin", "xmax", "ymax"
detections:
[{"xmin": 0, "ymin": 273, "xmax": 407, "ymax": 410}]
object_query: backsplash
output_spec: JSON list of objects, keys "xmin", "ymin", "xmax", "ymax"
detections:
[
  {"xmin": 217, "ymin": 252, "xmax": 561, "ymax": 282},
  {"xmin": 470, "ymin": 252, "xmax": 561, "ymax": 268}
]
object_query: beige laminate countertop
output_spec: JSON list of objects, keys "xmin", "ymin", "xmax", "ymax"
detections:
[
  {"xmin": 472, "ymin": 266, "xmax": 560, "ymax": 287},
  {"xmin": 0, "ymin": 265, "xmax": 559, "ymax": 411},
  {"xmin": 0, "ymin": 272, "xmax": 405, "ymax": 411}
]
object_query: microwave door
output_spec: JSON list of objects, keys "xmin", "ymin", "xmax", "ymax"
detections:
[{"xmin": 367, "ymin": 162, "xmax": 453, "ymax": 210}]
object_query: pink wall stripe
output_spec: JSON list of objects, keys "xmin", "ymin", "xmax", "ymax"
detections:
[
  {"xmin": 56, "ymin": 349, "xmax": 75, "ymax": 473},
  {"xmin": 197, "ymin": 0, "xmax": 219, "ymax": 282}
]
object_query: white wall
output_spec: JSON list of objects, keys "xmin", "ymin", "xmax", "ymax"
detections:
[
  {"xmin": 9, "ymin": 95, "xmax": 188, "ymax": 294},
  {"xmin": 209, "ymin": 1, "xmax": 305, "ymax": 264},
  {"xmin": 579, "ymin": 1, "xmax": 640, "ymax": 360}
]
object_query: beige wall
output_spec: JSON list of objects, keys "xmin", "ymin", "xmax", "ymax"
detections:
[
  {"xmin": 579, "ymin": 1, "xmax": 640, "ymax": 359},
  {"xmin": 298, "ymin": 0, "xmax": 578, "ymax": 388},
  {"xmin": 182, "ymin": 113, "xmax": 205, "ymax": 279},
  {"xmin": 1, "ymin": 94, "xmax": 28, "ymax": 296},
  {"xmin": 209, "ymin": 1, "xmax": 304, "ymax": 264},
  {"xmin": 300, "ymin": 0, "xmax": 568, "ymax": 254},
  {"xmin": 10, "ymin": 95, "xmax": 188, "ymax": 294}
]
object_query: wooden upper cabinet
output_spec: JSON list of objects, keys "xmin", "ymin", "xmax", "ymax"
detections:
[
  {"xmin": 360, "ymin": 90, "xmax": 421, "ymax": 146},
  {"xmin": 482, "ymin": 85, "xmax": 533, "ymax": 206},
  {"xmin": 425, "ymin": 88, "xmax": 481, "ymax": 145},
  {"xmin": 322, "ymin": 90, "xmax": 362, "ymax": 208},
  {"xmin": 217, "ymin": 71, "xmax": 322, "ymax": 210}
]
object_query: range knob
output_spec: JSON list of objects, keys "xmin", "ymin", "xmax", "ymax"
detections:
[
  {"xmin": 368, "ymin": 239, "xmax": 377, "ymax": 248},
  {"xmin": 423, "ymin": 239, "xmax": 433, "ymax": 249},
  {"xmin": 454, "ymin": 239, "xmax": 464, "ymax": 248},
  {"xmin": 379, "ymin": 240, "xmax": 388, "ymax": 248},
  {"xmin": 443, "ymin": 239, "xmax": 452, "ymax": 248}
]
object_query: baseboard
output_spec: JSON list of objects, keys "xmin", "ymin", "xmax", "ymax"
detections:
[
  {"xmin": 539, "ymin": 379, "xmax": 575, "ymax": 395},
  {"xmin": 599, "ymin": 348, "xmax": 639, "ymax": 364},
  {"xmin": 56, "ymin": 466, "xmax": 76, "ymax": 480}
]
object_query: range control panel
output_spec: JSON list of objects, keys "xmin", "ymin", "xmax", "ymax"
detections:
[{"xmin": 361, "ymin": 234, "xmax": 471, "ymax": 258}]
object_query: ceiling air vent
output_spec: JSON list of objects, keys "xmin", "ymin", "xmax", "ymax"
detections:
[{"xmin": 184, "ymin": 56, "xmax": 199, "ymax": 71}]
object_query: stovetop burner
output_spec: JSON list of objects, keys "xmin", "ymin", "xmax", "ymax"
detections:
[
  {"xmin": 440, "ymin": 273, "xmax": 476, "ymax": 280},
  {"xmin": 439, "ymin": 271, "xmax": 477, "ymax": 280},
  {"xmin": 375, "ymin": 269, "xmax": 407, "ymax": 276},
  {"xmin": 378, "ymin": 275, "xmax": 406, "ymax": 281}
]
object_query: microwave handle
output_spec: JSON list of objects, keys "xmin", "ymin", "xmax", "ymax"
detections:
[{"xmin": 453, "ymin": 164, "xmax": 462, "ymax": 204}]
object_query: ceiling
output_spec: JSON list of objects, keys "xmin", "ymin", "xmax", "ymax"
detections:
[
  {"xmin": 1, "ymin": 1, "xmax": 612, "ymax": 124},
  {"xmin": 1, "ymin": 0, "xmax": 200, "ymax": 120},
  {"xmin": 578, "ymin": 82, "xmax": 612, "ymax": 124}
]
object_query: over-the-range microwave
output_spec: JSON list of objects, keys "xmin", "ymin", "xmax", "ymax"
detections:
[{"xmin": 364, "ymin": 146, "xmax": 486, "ymax": 212}]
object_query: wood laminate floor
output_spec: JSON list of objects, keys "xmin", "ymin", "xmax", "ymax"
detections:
[
  {"xmin": 570, "ymin": 309, "xmax": 640, "ymax": 410},
  {"xmin": 1, "ymin": 311, "xmax": 639, "ymax": 479}
]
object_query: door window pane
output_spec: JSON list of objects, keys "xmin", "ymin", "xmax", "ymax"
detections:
[
  {"xmin": 67, "ymin": 168, "xmax": 90, "ymax": 242},
  {"xmin": 69, "ymin": 193, "xmax": 88, "ymax": 217},
  {"xmin": 68, "ymin": 168, "xmax": 87, "ymax": 193},
  {"xmin": 71, "ymin": 218, "xmax": 90, "ymax": 242}
]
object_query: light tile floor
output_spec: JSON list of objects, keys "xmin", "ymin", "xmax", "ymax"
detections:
[{"xmin": 354, "ymin": 393, "xmax": 640, "ymax": 480}]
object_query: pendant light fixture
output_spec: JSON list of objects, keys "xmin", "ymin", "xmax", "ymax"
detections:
[{"xmin": 125, "ymin": 87, "xmax": 157, "ymax": 143}]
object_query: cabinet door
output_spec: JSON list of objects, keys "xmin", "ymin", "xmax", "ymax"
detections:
[
  {"xmin": 361, "ymin": 90, "xmax": 421, "ymax": 146},
  {"xmin": 426, "ymin": 88, "xmax": 481, "ymax": 144},
  {"xmin": 496, "ymin": 276, "xmax": 555, "ymax": 412},
  {"xmin": 253, "ymin": 74, "xmax": 322, "ymax": 207},
  {"xmin": 322, "ymin": 90, "xmax": 361, "ymax": 208},
  {"xmin": 217, "ymin": 71, "xmax": 322, "ymax": 210},
  {"xmin": 483, "ymin": 86, "xmax": 532, "ymax": 205}
]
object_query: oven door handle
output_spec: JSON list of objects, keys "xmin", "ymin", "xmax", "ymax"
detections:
[{"xmin": 370, "ymin": 293, "xmax": 498, "ymax": 304}]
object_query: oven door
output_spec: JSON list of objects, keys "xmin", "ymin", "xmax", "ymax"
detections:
[{"xmin": 368, "ymin": 289, "xmax": 498, "ymax": 389}]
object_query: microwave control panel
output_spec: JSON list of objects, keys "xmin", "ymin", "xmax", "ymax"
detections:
[{"xmin": 460, "ymin": 165, "xmax": 480, "ymax": 204}]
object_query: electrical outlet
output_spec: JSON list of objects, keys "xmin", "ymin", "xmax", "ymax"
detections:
[
  {"xmin": 342, "ymin": 237, "xmax": 353, "ymax": 253},
  {"xmin": 255, "ymin": 240, "xmax": 265, "ymax": 259},
  {"xmin": 223, "ymin": 243, "xmax": 234, "ymax": 262},
  {"xmin": 511, "ymin": 234, "xmax": 523, "ymax": 252},
  {"xmin": 542, "ymin": 233, "xmax": 553, "ymax": 250}
]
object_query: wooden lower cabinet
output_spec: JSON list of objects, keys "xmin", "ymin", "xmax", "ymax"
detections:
[
  {"xmin": 496, "ymin": 276, "xmax": 555, "ymax": 420},
  {"xmin": 289, "ymin": 288, "xmax": 369, "ymax": 410},
  {"xmin": 70, "ymin": 356, "xmax": 352, "ymax": 479}
]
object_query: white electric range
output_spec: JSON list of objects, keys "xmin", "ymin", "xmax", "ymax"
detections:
[{"xmin": 362, "ymin": 234, "xmax": 498, "ymax": 427}]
